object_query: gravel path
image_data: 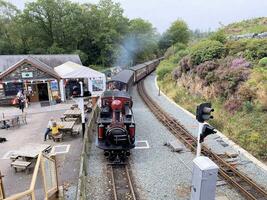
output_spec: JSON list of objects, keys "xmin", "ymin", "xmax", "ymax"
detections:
[
  {"xmin": 129, "ymin": 82, "xmax": 244, "ymax": 200},
  {"xmin": 86, "ymin": 132, "xmax": 110, "ymax": 200},
  {"xmin": 144, "ymin": 72, "xmax": 267, "ymax": 194}
]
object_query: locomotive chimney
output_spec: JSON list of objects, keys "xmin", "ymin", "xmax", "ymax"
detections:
[{"xmin": 111, "ymin": 99, "xmax": 123, "ymax": 122}]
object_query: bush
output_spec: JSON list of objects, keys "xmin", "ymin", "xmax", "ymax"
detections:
[
  {"xmin": 258, "ymin": 57, "xmax": 267, "ymax": 67},
  {"xmin": 231, "ymin": 57, "xmax": 251, "ymax": 68},
  {"xmin": 190, "ymin": 40, "xmax": 225, "ymax": 65},
  {"xmin": 224, "ymin": 99, "xmax": 243, "ymax": 114},
  {"xmin": 194, "ymin": 61, "xmax": 219, "ymax": 84},
  {"xmin": 209, "ymin": 30, "xmax": 227, "ymax": 44},
  {"xmin": 156, "ymin": 60, "xmax": 176, "ymax": 80},
  {"xmin": 244, "ymin": 39, "xmax": 267, "ymax": 60},
  {"xmin": 179, "ymin": 55, "xmax": 192, "ymax": 73}
]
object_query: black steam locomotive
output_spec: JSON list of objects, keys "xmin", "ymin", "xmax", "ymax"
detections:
[{"xmin": 96, "ymin": 57, "xmax": 164, "ymax": 161}]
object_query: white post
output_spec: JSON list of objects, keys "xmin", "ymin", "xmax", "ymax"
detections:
[
  {"xmin": 196, "ymin": 122, "xmax": 204, "ymax": 157},
  {"xmin": 59, "ymin": 79, "xmax": 65, "ymax": 102},
  {"xmin": 79, "ymin": 81, "xmax": 85, "ymax": 136}
]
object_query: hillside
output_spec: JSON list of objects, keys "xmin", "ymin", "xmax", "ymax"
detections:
[
  {"xmin": 223, "ymin": 17, "xmax": 267, "ymax": 35},
  {"xmin": 157, "ymin": 18, "xmax": 267, "ymax": 160}
]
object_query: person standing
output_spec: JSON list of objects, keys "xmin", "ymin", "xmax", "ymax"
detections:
[
  {"xmin": 44, "ymin": 118, "xmax": 53, "ymax": 141},
  {"xmin": 17, "ymin": 90, "xmax": 25, "ymax": 112}
]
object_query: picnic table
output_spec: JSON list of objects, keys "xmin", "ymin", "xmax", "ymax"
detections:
[
  {"xmin": 64, "ymin": 109, "xmax": 81, "ymax": 117},
  {"xmin": 57, "ymin": 121, "xmax": 75, "ymax": 131},
  {"xmin": 0, "ymin": 115, "xmax": 19, "ymax": 129},
  {"xmin": 11, "ymin": 143, "xmax": 51, "ymax": 160}
]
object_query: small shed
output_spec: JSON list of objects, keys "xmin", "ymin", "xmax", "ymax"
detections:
[{"xmin": 54, "ymin": 62, "xmax": 106, "ymax": 100}]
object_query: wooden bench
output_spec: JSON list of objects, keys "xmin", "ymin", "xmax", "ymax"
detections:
[
  {"xmin": 11, "ymin": 160, "xmax": 31, "ymax": 173},
  {"xmin": 52, "ymin": 134, "xmax": 63, "ymax": 142},
  {"xmin": 64, "ymin": 117, "xmax": 78, "ymax": 123},
  {"xmin": 72, "ymin": 126, "xmax": 81, "ymax": 136},
  {"xmin": 10, "ymin": 154, "xmax": 19, "ymax": 162}
]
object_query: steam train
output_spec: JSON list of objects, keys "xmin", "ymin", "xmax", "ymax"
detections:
[{"xmin": 96, "ymin": 57, "xmax": 164, "ymax": 161}]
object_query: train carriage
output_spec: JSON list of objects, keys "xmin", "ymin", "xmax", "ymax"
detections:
[
  {"xmin": 131, "ymin": 63, "xmax": 148, "ymax": 82},
  {"xmin": 106, "ymin": 69, "xmax": 134, "ymax": 92}
]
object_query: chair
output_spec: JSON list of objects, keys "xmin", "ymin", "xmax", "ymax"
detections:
[
  {"xmin": 10, "ymin": 116, "xmax": 20, "ymax": 128},
  {"xmin": 19, "ymin": 113, "xmax": 27, "ymax": 125}
]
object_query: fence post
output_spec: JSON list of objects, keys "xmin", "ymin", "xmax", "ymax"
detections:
[{"xmin": 0, "ymin": 171, "xmax": 5, "ymax": 199}]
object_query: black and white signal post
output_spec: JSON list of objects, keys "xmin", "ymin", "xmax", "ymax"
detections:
[
  {"xmin": 190, "ymin": 102, "xmax": 218, "ymax": 200},
  {"xmin": 195, "ymin": 102, "xmax": 216, "ymax": 156}
]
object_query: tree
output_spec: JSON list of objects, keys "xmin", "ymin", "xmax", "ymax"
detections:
[
  {"xmin": 117, "ymin": 18, "xmax": 158, "ymax": 66},
  {"xmin": 159, "ymin": 19, "xmax": 190, "ymax": 50}
]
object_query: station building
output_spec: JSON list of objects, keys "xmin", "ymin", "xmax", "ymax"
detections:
[{"xmin": 0, "ymin": 55, "xmax": 106, "ymax": 105}]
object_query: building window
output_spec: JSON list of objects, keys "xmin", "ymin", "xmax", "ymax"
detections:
[{"xmin": 4, "ymin": 82, "xmax": 23, "ymax": 96}]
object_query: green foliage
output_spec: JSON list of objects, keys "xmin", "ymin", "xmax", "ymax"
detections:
[
  {"xmin": 156, "ymin": 60, "xmax": 176, "ymax": 80},
  {"xmin": 190, "ymin": 40, "xmax": 225, "ymax": 65},
  {"xmin": 159, "ymin": 19, "xmax": 189, "ymax": 50},
  {"xmin": 258, "ymin": 57, "xmax": 267, "ymax": 67},
  {"xmin": 0, "ymin": 0, "xmax": 159, "ymax": 67},
  {"xmin": 223, "ymin": 17, "xmax": 267, "ymax": 35},
  {"xmin": 209, "ymin": 30, "xmax": 227, "ymax": 44}
]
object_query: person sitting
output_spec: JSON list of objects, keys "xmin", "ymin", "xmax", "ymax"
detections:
[
  {"xmin": 51, "ymin": 122, "xmax": 63, "ymax": 141},
  {"xmin": 44, "ymin": 118, "xmax": 53, "ymax": 141}
]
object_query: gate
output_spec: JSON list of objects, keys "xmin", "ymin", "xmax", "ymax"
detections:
[{"xmin": 0, "ymin": 171, "xmax": 5, "ymax": 200}]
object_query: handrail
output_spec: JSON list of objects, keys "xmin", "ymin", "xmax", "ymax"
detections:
[{"xmin": 76, "ymin": 104, "xmax": 99, "ymax": 200}]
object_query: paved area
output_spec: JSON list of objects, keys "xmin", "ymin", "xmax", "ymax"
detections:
[
  {"xmin": 0, "ymin": 102, "xmax": 82, "ymax": 198},
  {"xmin": 145, "ymin": 72, "xmax": 267, "ymax": 191}
]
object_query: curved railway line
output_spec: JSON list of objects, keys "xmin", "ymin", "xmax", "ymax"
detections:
[
  {"xmin": 107, "ymin": 164, "xmax": 137, "ymax": 200},
  {"xmin": 137, "ymin": 79, "xmax": 267, "ymax": 200}
]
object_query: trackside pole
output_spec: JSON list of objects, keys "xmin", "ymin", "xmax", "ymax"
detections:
[
  {"xmin": 79, "ymin": 81, "xmax": 85, "ymax": 136},
  {"xmin": 196, "ymin": 122, "xmax": 204, "ymax": 157}
]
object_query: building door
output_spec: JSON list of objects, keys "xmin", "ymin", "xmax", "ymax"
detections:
[
  {"xmin": 28, "ymin": 84, "xmax": 39, "ymax": 102},
  {"xmin": 37, "ymin": 83, "xmax": 49, "ymax": 101}
]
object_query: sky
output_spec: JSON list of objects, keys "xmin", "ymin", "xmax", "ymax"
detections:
[{"xmin": 8, "ymin": 0, "xmax": 267, "ymax": 33}]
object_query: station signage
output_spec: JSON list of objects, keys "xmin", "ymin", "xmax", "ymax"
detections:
[{"xmin": 22, "ymin": 72, "xmax": 33, "ymax": 78}]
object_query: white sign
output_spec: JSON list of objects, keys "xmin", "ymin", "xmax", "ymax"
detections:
[{"xmin": 22, "ymin": 72, "xmax": 33, "ymax": 78}]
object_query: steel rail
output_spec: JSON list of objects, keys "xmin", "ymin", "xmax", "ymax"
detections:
[
  {"xmin": 108, "ymin": 164, "xmax": 137, "ymax": 200},
  {"xmin": 137, "ymin": 80, "xmax": 267, "ymax": 200}
]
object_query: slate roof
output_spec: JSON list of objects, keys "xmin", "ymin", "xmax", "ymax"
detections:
[
  {"xmin": 108, "ymin": 69, "xmax": 134, "ymax": 84},
  {"xmin": 102, "ymin": 90, "xmax": 131, "ymax": 99},
  {"xmin": 0, "ymin": 56, "xmax": 61, "ymax": 79},
  {"xmin": 0, "ymin": 54, "xmax": 82, "ymax": 73}
]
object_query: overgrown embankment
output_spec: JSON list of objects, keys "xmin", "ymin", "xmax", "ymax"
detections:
[{"xmin": 157, "ymin": 23, "xmax": 267, "ymax": 160}]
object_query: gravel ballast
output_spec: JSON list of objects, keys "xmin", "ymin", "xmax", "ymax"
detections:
[{"xmin": 144, "ymin": 72, "xmax": 267, "ymax": 192}]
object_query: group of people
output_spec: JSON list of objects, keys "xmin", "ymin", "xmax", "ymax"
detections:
[{"xmin": 44, "ymin": 118, "xmax": 63, "ymax": 141}]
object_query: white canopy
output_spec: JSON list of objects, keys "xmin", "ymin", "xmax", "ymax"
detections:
[
  {"xmin": 54, "ymin": 61, "xmax": 104, "ymax": 79},
  {"xmin": 55, "ymin": 61, "xmax": 106, "ymax": 98}
]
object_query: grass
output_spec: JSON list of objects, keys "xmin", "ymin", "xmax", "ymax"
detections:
[
  {"xmin": 223, "ymin": 17, "xmax": 267, "ymax": 35},
  {"xmin": 158, "ymin": 74, "xmax": 267, "ymax": 160}
]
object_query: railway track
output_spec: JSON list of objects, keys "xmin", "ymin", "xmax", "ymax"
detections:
[
  {"xmin": 137, "ymin": 80, "xmax": 267, "ymax": 200},
  {"xmin": 107, "ymin": 164, "xmax": 137, "ymax": 200}
]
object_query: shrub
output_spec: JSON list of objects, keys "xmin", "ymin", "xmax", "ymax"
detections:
[
  {"xmin": 190, "ymin": 40, "xmax": 225, "ymax": 65},
  {"xmin": 156, "ymin": 60, "xmax": 176, "ymax": 80},
  {"xmin": 179, "ymin": 55, "xmax": 192, "ymax": 73},
  {"xmin": 194, "ymin": 61, "xmax": 219, "ymax": 84},
  {"xmin": 172, "ymin": 66, "xmax": 182, "ymax": 79},
  {"xmin": 237, "ymin": 84, "xmax": 256, "ymax": 101},
  {"xmin": 226, "ymin": 39, "xmax": 248, "ymax": 56},
  {"xmin": 209, "ymin": 30, "xmax": 227, "ymax": 44},
  {"xmin": 258, "ymin": 57, "xmax": 267, "ymax": 67},
  {"xmin": 224, "ymin": 99, "xmax": 243, "ymax": 114},
  {"xmin": 231, "ymin": 57, "xmax": 251, "ymax": 68},
  {"xmin": 244, "ymin": 39, "xmax": 267, "ymax": 60}
]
